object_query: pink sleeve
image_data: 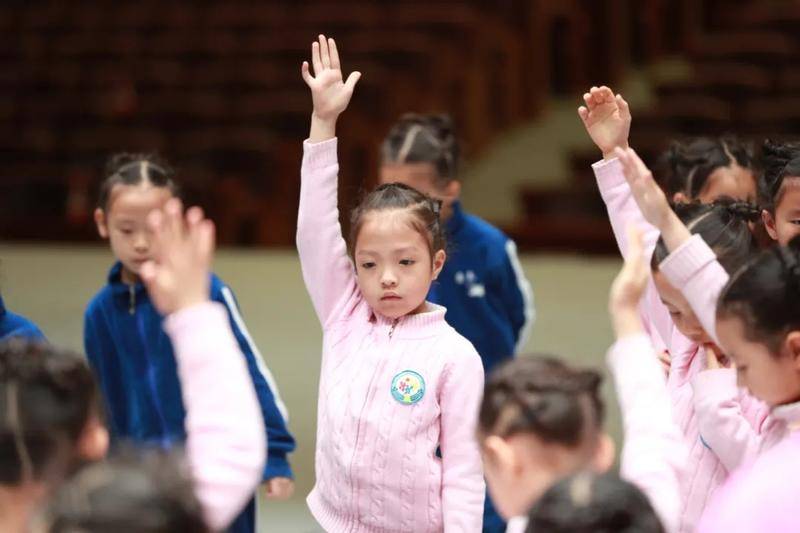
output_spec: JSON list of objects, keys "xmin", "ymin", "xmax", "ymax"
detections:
[
  {"xmin": 439, "ymin": 346, "xmax": 486, "ymax": 531},
  {"xmin": 658, "ymin": 234, "xmax": 729, "ymax": 344},
  {"xmin": 607, "ymin": 333, "xmax": 686, "ymax": 533},
  {"xmin": 593, "ymin": 158, "xmax": 674, "ymax": 352},
  {"xmin": 164, "ymin": 302, "xmax": 266, "ymax": 532},
  {"xmin": 691, "ymin": 368, "xmax": 770, "ymax": 472},
  {"xmin": 296, "ymin": 138, "xmax": 362, "ymax": 329}
]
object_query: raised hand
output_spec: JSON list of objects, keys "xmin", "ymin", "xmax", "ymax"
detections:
[
  {"xmin": 140, "ymin": 199, "xmax": 215, "ymax": 316},
  {"xmin": 578, "ymin": 86, "xmax": 631, "ymax": 159},
  {"xmin": 301, "ymin": 35, "xmax": 361, "ymax": 141},
  {"xmin": 614, "ymin": 147, "xmax": 673, "ymax": 230},
  {"xmin": 609, "ymin": 225, "xmax": 649, "ymax": 338}
]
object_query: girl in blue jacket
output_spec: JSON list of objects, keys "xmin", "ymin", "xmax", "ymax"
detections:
[{"xmin": 84, "ymin": 153, "xmax": 295, "ymax": 533}]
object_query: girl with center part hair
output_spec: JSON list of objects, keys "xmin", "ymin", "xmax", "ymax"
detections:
[
  {"xmin": 380, "ymin": 112, "xmax": 534, "ymax": 533},
  {"xmin": 298, "ymin": 35, "xmax": 485, "ymax": 531}
]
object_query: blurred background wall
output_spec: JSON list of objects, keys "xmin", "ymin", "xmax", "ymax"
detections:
[{"xmin": 2, "ymin": 0, "xmax": 799, "ymax": 529}]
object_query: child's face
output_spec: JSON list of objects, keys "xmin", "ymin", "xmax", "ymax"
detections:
[
  {"xmin": 354, "ymin": 209, "xmax": 445, "ymax": 319},
  {"xmin": 652, "ymin": 270, "xmax": 712, "ymax": 345},
  {"xmin": 379, "ymin": 163, "xmax": 460, "ymax": 221},
  {"xmin": 763, "ymin": 177, "xmax": 800, "ymax": 245},
  {"xmin": 95, "ymin": 184, "xmax": 174, "ymax": 280},
  {"xmin": 717, "ymin": 315, "xmax": 800, "ymax": 406}
]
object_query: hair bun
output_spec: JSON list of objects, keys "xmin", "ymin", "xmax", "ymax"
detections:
[{"xmin": 711, "ymin": 197, "xmax": 762, "ymax": 223}]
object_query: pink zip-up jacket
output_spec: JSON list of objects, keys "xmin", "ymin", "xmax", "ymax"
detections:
[
  {"xmin": 297, "ymin": 138, "xmax": 485, "ymax": 532},
  {"xmin": 593, "ymin": 158, "xmax": 768, "ymax": 532},
  {"xmin": 164, "ymin": 302, "xmax": 266, "ymax": 531},
  {"xmin": 658, "ymin": 235, "xmax": 799, "ymax": 530}
]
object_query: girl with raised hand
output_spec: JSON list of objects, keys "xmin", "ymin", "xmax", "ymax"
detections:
[
  {"xmin": 298, "ymin": 35, "xmax": 485, "ymax": 531},
  {"xmin": 380, "ymin": 111, "xmax": 535, "ymax": 533},
  {"xmin": 615, "ymin": 146, "xmax": 800, "ymax": 532},
  {"xmin": 578, "ymin": 87, "xmax": 768, "ymax": 532},
  {"xmin": 84, "ymin": 153, "xmax": 295, "ymax": 533}
]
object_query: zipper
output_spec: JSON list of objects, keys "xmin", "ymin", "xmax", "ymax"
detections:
[
  {"xmin": 128, "ymin": 284, "xmax": 136, "ymax": 315},
  {"xmin": 348, "ymin": 317, "xmax": 399, "ymax": 518}
]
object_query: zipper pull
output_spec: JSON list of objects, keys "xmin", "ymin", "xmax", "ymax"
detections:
[
  {"xmin": 128, "ymin": 284, "xmax": 136, "ymax": 315},
  {"xmin": 388, "ymin": 319, "xmax": 399, "ymax": 339}
]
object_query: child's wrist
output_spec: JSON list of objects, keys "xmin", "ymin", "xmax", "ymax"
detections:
[
  {"xmin": 602, "ymin": 141, "xmax": 629, "ymax": 161},
  {"xmin": 309, "ymin": 113, "xmax": 337, "ymax": 142}
]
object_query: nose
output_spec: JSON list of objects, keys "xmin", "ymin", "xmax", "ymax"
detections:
[
  {"xmin": 380, "ymin": 267, "xmax": 398, "ymax": 288},
  {"xmin": 133, "ymin": 232, "xmax": 149, "ymax": 253}
]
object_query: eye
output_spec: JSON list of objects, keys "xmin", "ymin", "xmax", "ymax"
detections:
[
  {"xmin": 399, "ymin": 259, "xmax": 415, "ymax": 266},
  {"xmin": 119, "ymin": 228, "xmax": 134, "ymax": 235},
  {"xmin": 790, "ymin": 219, "xmax": 800, "ymax": 226},
  {"xmin": 360, "ymin": 262, "xmax": 376, "ymax": 269}
]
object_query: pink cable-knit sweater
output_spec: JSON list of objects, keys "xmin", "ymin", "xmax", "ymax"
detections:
[
  {"xmin": 164, "ymin": 302, "xmax": 266, "ymax": 531},
  {"xmin": 592, "ymin": 158, "xmax": 768, "ymax": 532},
  {"xmin": 640, "ymin": 235, "xmax": 797, "ymax": 531},
  {"xmin": 297, "ymin": 138, "xmax": 485, "ymax": 532}
]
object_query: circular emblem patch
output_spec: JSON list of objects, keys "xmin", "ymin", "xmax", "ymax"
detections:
[{"xmin": 391, "ymin": 370, "xmax": 426, "ymax": 405}]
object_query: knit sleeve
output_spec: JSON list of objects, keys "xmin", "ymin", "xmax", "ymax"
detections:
[
  {"xmin": 164, "ymin": 302, "xmax": 266, "ymax": 531},
  {"xmin": 296, "ymin": 138, "xmax": 362, "ymax": 329}
]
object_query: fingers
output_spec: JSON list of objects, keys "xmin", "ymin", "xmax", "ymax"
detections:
[
  {"xmin": 164, "ymin": 198, "xmax": 184, "ymax": 243},
  {"xmin": 318, "ymin": 34, "xmax": 331, "ymax": 69},
  {"xmin": 196, "ymin": 219, "xmax": 216, "ymax": 266},
  {"xmin": 577, "ymin": 106, "xmax": 589, "ymax": 123},
  {"xmin": 617, "ymin": 94, "xmax": 631, "ymax": 120},
  {"xmin": 328, "ymin": 37, "xmax": 340, "ymax": 70},
  {"xmin": 301, "ymin": 61, "xmax": 313, "ymax": 85},
  {"xmin": 311, "ymin": 41, "xmax": 322, "ymax": 76},
  {"xmin": 344, "ymin": 71, "xmax": 361, "ymax": 92},
  {"xmin": 139, "ymin": 260, "xmax": 157, "ymax": 283}
]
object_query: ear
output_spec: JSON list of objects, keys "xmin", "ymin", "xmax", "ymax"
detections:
[
  {"xmin": 432, "ymin": 249, "xmax": 446, "ymax": 280},
  {"xmin": 762, "ymin": 209, "xmax": 779, "ymax": 241},
  {"xmin": 672, "ymin": 191, "xmax": 689, "ymax": 204},
  {"xmin": 788, "ymin": 331, "xmax": 800, "ymax": 370},
  {"xmin": 443, "ymin": 179, "xmax": 462, "ymax": 200},
  {"xmin": 94, "ymin": 208, "xmax": 109, "ymax": 239},
  {"xmin": 591, "ymin": 433, "xmax": 616, "ymax": 473},
  {"xmin": 77, "ymin": 413, "xmax": 109, "ymax": 462},
  {"xmin": 483, "ymin": 434, "xmax": 517, "ymax": 472}
]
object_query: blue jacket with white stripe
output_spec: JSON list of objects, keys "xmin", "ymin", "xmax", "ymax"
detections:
[
  {"xmin": 429, "ymin": 202, "xmax": 535, "ymax": 375},
  {"xmin": 84, "ymin": 263, "xmax": 295, "ymax": 532}
]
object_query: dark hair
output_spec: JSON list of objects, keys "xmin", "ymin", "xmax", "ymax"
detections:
[
  {"xmin": 479, "ymin": 356, "xmax": 604, "ymax": 447},
  {"xmin": 348, "ymin": 182, "xmax": 446, "ymax": 258},
  {"xmin": 759, "ymin": 139, "xmax": 800, "ymax": 213},
  {"xmin": 656, "ymin": 136, "xmax": 754, "ymax": 199},
  {"xmin": 526, "ymin": 472, "xmax": 664, "ymax": 533},
  {"xmin": 0, "ymin": 339, "xmax": 97, "ymax": 486},
  {"xmin": 97, "ymin": 153, "xmax": 179, "ymax": 211},
  {"xmin": 44, "ymin": 448, "xmax": 208, "ymax": 533},
  {"xmin": 381, "ymin": 113, "xmax": 460, "ymax": 185},
  {"xmin": 717, "ymin": 236, "xmax": 800, "ymax": 353},
  {"xmin": 651, "ymin": 198, "xmax": 759, "ymax": 273}
]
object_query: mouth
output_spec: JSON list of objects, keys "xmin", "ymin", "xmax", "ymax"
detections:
[{"xmin": 381, "ymin": 293, "xmax": 401, "ymax": 301}]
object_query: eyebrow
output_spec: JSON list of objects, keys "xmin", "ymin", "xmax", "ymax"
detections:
[{"xmin": 356, "ymin": 246, "xmax": 421, "ymax": 256}]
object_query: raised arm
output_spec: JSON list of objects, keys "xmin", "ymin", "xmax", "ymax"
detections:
[
  {"xmin": 606, "ymin": 227, "xmax": 686, "ymax": 533},
  {"xmin": 296, "ymin": 35, "xmax": 364, "ymax": 328},
  {"xmin": 141, "ymin": 200, "xmax": 265, "ymax": 531}
]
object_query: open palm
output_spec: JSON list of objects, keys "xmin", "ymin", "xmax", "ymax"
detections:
[
  {"xmin": 578, "ymin": 86, "xmax": 631, "ymax": 155},
  {"xmin": 301, "ymin": 35, "xmax": 361, "ymax": 121}
]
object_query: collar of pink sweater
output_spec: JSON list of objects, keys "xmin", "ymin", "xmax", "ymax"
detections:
[{"xmin": 368, "ymin": 303, "xmax": 448, "ymax": 339}]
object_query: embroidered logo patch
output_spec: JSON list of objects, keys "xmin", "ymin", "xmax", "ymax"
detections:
[{"xmin": 391, "ymin": 370, "xmax": 426, "ymax": 405}]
